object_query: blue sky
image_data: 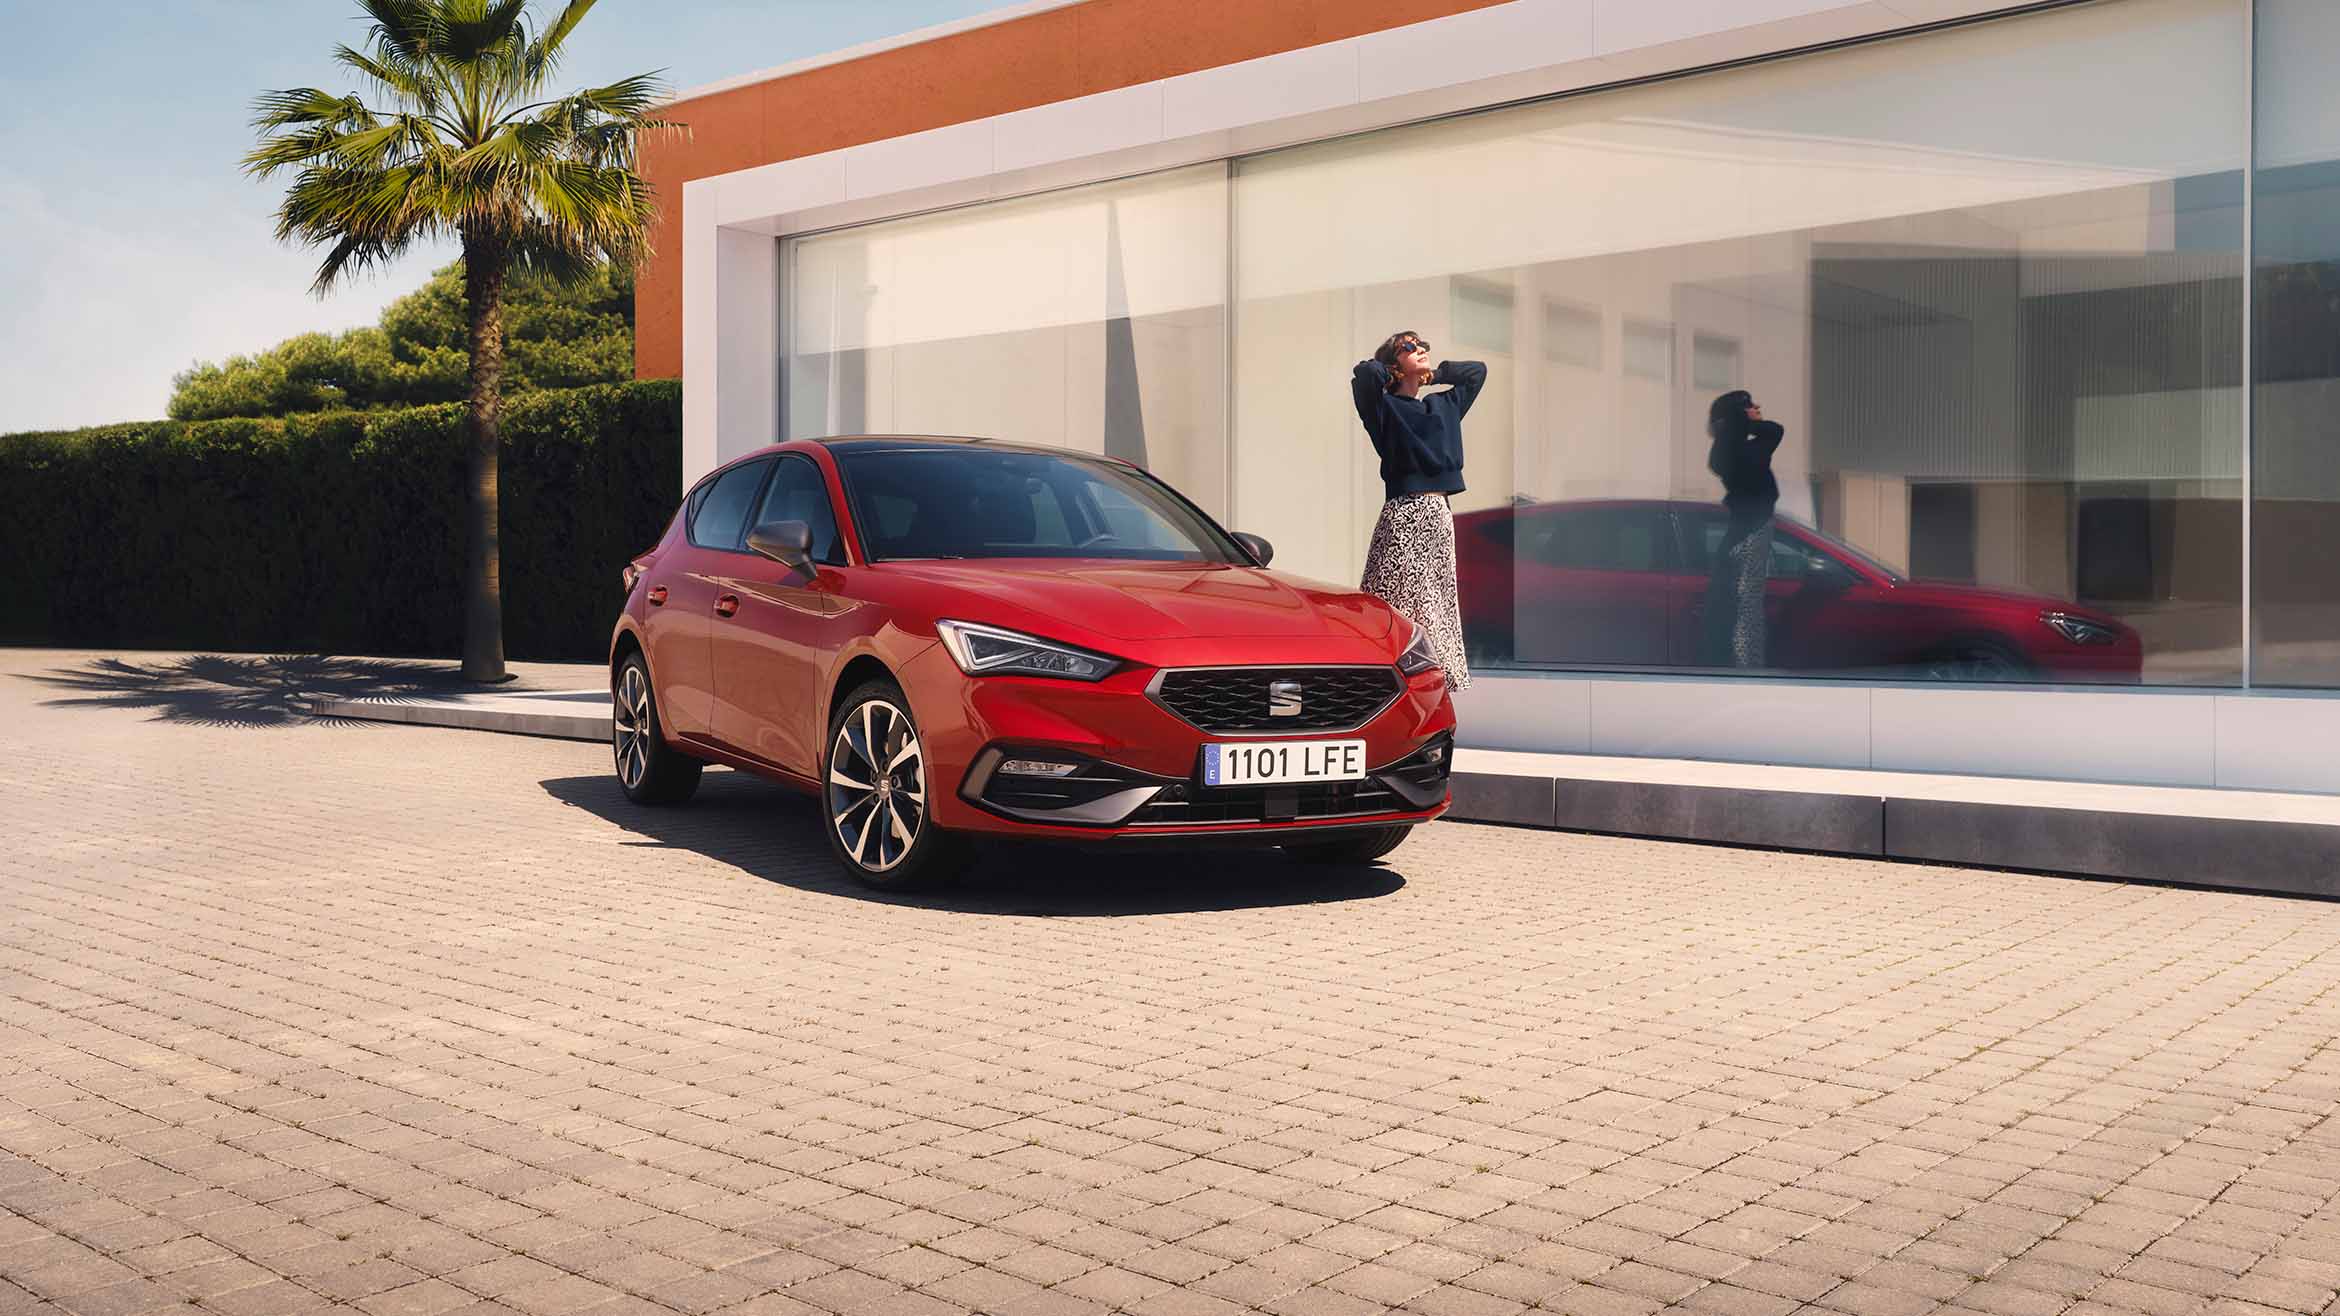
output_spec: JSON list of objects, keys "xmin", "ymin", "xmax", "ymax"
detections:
[{"xmin": 0, "ymin": 0, "xmax": 1009, "ymax": 433}]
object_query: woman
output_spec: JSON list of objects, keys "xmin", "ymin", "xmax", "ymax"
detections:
[
  {"xmin": 1703, "ymin": 389, "xmax": 1787, "ymax": 668},
  {"xmin": 1352, "ymin": 332, "xmax": 1486, "ymax": 692}
]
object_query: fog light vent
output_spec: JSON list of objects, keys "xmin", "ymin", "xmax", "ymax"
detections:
[{"xmin": 999, "ymin": 758, "xmax": 1082, "ymax": 778}]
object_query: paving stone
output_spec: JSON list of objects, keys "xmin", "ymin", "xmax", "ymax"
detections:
[{"xmin": 5, "ymin": 650, "xmax": 2340, "ymax": 1316}]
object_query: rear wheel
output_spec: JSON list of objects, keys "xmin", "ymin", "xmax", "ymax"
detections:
[
  {"xmin": 613, "ymin": 654, "xmax": 704, "ymax": 805},
  {"xmin": 825, "ymin": 680, "xmax": 969, "ymax": 889},
  {"xmin": 1283, "ymin": 825, "xmax": 1413, "ymax": 865}
]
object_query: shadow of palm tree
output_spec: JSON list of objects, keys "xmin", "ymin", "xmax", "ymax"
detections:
[
  {"xmin": 542, "ymin": 770, "xmax": 1409, "ymax": 917},
  {"xmin": 19, "ymin": 653, "xmax": 484, "ymax": 729}
]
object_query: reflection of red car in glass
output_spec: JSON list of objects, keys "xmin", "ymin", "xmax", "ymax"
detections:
[{"xmin": 1454, "ymin": 499, "xmax": 2143, "ymax": 682}]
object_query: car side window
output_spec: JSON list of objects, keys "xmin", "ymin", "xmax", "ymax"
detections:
[
  {"xmin": 688, "ymin": 458, "xmax": 773, "ymax": 551},
  {"xmin": 1681, "ymin": 513, "xmax": 1734, "ymax": 572},
  {"xmin": 1769, "ymin": 533, "xmax": 1830, "ymax": 578},
  {"xmin": 752, "ymin": 455, "xmax": 845, "ymax": 565},
  {"xmin": 1528, "ymin": 508, "xmax": 1666, "ymax": 571}
]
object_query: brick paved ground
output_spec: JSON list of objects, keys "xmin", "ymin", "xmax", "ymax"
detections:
[{"xmin": 5, "ymin": 648, "xmax": 2339, "ymax": 1316}]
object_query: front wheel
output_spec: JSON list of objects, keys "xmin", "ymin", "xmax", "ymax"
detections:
[
  {"xmin": 824, "ymin": 680, "xmax": 969, "ymax": 889},
  {"xmin": 1283, "ymin": 825, "xmax": 1413, "ymax": 865},
  {"xmin": 613, "ymin": 654, "xmax": 704, "ymax": 805}
]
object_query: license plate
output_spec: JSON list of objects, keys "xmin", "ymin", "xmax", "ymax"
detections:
[{"xmin": 1203, "ymin": 739, "xmax": 1367, "ymax": 787}]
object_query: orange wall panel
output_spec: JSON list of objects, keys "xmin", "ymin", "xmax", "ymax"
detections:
[{"xmin": 634, "ymin": 0, "xmax": 1509, "ymax": 380}]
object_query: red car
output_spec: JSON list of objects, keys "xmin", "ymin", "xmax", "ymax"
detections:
[
  {"xmin": 1455, "ymin": 499, "xmax": 2142, "ymax": 682},
  {"xmin": 610, "ymin": 437, "xmax": 1456, "ymax": 888}
]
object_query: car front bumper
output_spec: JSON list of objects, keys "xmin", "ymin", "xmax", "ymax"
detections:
[{"xmin": 905, "ymin": 646, "xmax": 1457, "ymax": 842}]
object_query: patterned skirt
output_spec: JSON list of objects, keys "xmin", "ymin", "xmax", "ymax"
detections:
[{"xmin": 1361, "ymin": 493, "xmax": 1472, "ymax": 692}]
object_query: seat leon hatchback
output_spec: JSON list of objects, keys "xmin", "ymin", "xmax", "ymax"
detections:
[{"xmin": 610, "ymin": 437, "xmax": 1457, "ymax": 888}]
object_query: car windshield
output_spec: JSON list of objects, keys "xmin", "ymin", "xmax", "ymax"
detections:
[{"xmin": 833, "ymin": 445, "xmax": 1248, "ymax": 564}]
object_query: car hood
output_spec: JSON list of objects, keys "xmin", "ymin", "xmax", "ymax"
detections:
[{"xmin": 878, "ymin": 560, "xmax": 1400, "ymax": 643}]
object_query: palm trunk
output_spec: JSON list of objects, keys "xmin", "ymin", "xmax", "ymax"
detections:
[{"xmin": 460, "ymin": 233, "xmax": 509, "ymax": 682}]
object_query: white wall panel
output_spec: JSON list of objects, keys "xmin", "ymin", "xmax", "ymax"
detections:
[
  {"xmin": 842, "ymin": 118, "xmax": 996, "ymax": 202},
  {"xmin": 993, "ymin": 84, "xmax": 1166, "ymax": 175},
  {"xmin": 1584, "ymin": 677, "xmax": 1872, "ymax": 767},
  {"xmin": 2214, "ymin": 695, "xmax": 2340, "ymax": 793},
  {"xmin": 1158, "ymin": 39, "xmax": 1361, "ymax": 141},
  {"xmin": 1354, "ymin": 0, "xmax": 1595, "ymax": 101},
  {"xmin": 1871, "ymin": 686, "xmax": 2219, "ymax": 785}
]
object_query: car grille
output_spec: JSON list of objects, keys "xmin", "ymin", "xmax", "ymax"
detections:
[{"xmin": 1152, "ymin": 666, "xmax": 1401, "ymax": 734}]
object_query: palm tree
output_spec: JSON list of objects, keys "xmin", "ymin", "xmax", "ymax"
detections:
[{"xmin": 247, "ymin": 0, "xmax": 671, "ymax": 681}]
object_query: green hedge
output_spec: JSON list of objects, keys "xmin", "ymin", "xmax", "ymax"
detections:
[{"xmin": 0, "ymin": 380, "xmax": 681, "ymax": 661}]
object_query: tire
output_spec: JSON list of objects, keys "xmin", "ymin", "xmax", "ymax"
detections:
[
  {"xmin": 1920, "ymin": 641, "xmax": 2034, "ymax": 683},
  {"xmin": 1283, "ymin": 825, "xmax": 1413, "ymax": 865},
  {"xmin": 824, "ymin": 679, "xmax": 969, "ymax": 889},
  {"xmin": 612, "ymin": 653, "xmax": 704, "ymax": 805}
]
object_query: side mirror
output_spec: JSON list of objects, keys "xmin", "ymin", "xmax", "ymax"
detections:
[
  {"xmin": 746, "ymin": 518, "xmax": 814, "ymax": 569},
  {"xmin": 1232, "ymin": 532, "xmax": 1275, "ymax": 566}
]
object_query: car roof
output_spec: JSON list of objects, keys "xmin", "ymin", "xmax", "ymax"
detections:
[{"xmin": 804, "ymin": 434, "xmax": 1091, "ymax": 459}]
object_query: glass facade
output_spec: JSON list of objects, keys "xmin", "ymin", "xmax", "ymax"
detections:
[
  {"xmin": 1233, "ymin": 0, "xmax": 2245, "ymax": 685},
  {"xmin": 778, "ymin": 0, "xmax": 2305, "ymax": 690},
  {"xmin": 782, "ymin": 164, "xmax": 1230, "ymax": 516},
  {"xmin": 2253, "ymin": 0, "xmax": 2340, "ymax": 687}
]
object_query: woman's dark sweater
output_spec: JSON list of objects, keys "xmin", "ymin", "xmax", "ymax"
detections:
[
  {"xmin": 1351, "ymin": 359, "xmax": 1485, "ymax": 501},
  {"xmin": 1708, "ymin": 418, "xmax": 1786, "ymax": 514}
]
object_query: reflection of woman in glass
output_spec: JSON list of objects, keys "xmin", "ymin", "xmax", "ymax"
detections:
[
  {"xmin": 1352, "ymin": 331, "xmax": 1486, "ymax": 691},
  {"xmin": 1704, "ymin": 389, "xmax": 1786, "ymax": 668}
]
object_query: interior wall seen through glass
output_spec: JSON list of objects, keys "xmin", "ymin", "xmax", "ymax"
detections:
[
  {"xmin": 783, "ymin": 164, "xmax": 1230, "ymax": 517},
  {"xmin": 1232, "ymin": 0, "xmax": 2246, "ymax": 686}
]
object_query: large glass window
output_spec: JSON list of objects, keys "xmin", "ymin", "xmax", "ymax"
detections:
[
  {"xmin": 1233, "ymin": 0, "xmax": 2245, "ymax": 685},
  {"xmin": 2253, "ymin": 0, "xmax": 2340, "ymax": 687},
  {"xmin": 783, "ymin": 165, "xmax": 1230, "ymax": 516}
]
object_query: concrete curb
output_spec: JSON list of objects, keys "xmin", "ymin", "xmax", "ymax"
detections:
[
  {"xmin": 303, "ymin": 691, "xmax": 609, "ymax": 742},
  {"xmin": 1453, "ymin": 750, "xmax": 2340, "ymax": 897}
]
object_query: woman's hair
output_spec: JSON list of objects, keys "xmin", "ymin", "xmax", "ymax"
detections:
[
  {"xmin": 1707, "ymin": 389, "xmax": 1754, "ymax": 440},
  {"xmin": 1374, "ymin": 331, "xmax": 1426, "ymax": 392}
]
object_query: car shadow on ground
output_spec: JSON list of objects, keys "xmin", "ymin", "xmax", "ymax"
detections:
[
  {"xmin": 541, "ymin": 769, "xmax": 1409, "ymax": 916},
  {"xmin": 18, "ymin": 653, "xmax": 479, "ymax": 729}
]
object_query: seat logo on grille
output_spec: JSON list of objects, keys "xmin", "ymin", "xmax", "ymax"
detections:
[{"xmin": 1267, "ymin": 680, "xmax": 1304, "ymax": 718}]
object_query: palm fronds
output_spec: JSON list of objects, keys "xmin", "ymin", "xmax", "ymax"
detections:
[{"xmin": 246, "ymin": 0, "xmax": 673, "ymax": 295}]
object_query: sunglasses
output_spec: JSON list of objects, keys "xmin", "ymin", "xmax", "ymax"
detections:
[{"xmin": 1394, "ymin": 339, "xmax": 1431, "ymax": 356}]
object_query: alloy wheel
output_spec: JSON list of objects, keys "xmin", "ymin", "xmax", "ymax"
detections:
[
  {"xmin": 828, "ymin": 698, "xmax": 926, "ymax": 873},
  {"xmin": 614, "ymin": 664, "xmax": 652, "ymax": 789}
]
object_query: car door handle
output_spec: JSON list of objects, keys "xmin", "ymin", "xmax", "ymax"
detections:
[
  {"xmin": 714, "ymin": 593, "xmax": 740, "ymax": 619},
  {"xmin": 647, "ymin": 585, "xmax": 668, "ymax": 606}
]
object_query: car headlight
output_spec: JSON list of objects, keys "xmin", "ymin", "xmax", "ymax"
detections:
[
  {"xmin": 934, "ymin": 620, "xmax": 1121, "ymax": 681},
  {"xmin": 2041, "ymin": 611, "xmax": 2119, "ymax": 646},
  {"xmin": 1397, "ymin": 622, "xmax": 1442, "ymax": 676}
]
